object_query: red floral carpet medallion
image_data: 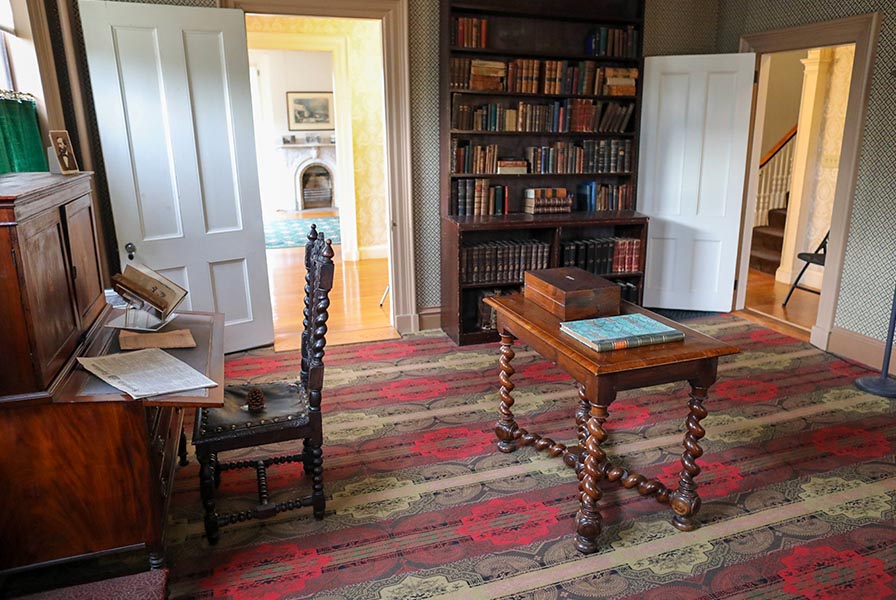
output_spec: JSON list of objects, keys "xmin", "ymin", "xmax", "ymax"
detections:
[{"xmin": 11, "ymin": 316, "xmax": 891, "ymax": 599}]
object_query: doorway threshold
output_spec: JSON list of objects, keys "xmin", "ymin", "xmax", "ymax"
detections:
[{"xmin": 737, "ymin": 307, "xmax": 811, "ymax": 342}]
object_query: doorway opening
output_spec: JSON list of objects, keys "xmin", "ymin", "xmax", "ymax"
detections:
[
  {"xmin": 247, "ymin": 15, "xmax": 400, "ymax": 350},
  {"xmin": 743, "ymin": 44, "xmax": 854, "ymax": 337}
]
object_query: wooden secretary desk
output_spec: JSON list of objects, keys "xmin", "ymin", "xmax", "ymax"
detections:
[{"xmin": 0, "ymin": 173, "xmax": 224, "ymax": 572}]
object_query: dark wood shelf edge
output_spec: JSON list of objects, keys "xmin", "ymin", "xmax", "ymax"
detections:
[
  {"xmin": 451, "ymin": 89, "xmax": 638, "ymax": 101},
  {"xmin": 444, "ymin": 211, "xmax": 648, "ymax": 230},
  {"xmin": 450, "ymin": 4, "xmax": 642, "ymax": 26},
  {"xmin": 451, "ymin": 130, "xmax": 635, "ymax": 137},
  {"xmin": 449, "ymin": 46, "xmax": 640, "ymax": 63},
  {"xmin": 450, "ymin": 172, "xmax": 633, "ymax": 179}
]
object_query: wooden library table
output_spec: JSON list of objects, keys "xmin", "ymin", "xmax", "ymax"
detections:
[
  {"xmin": 483, "ymin": 294, "xmax": 739, "ymax": 554},
  {"xmin": 0, "ymin": 309, "xmax": 224, "ymax": 572}
]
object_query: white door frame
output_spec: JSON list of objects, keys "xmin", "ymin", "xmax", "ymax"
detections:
[
  {"xmin": 220, "ymin": 0, "xmax": 419, "ymax": 333},
  {"xmin": 734, "ymin": 13, "xmax": 880, "ymax": 350}
]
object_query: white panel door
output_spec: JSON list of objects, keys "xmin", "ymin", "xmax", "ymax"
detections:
[
  {"xmin": 639, "ymin": 53, "xmax": 755, "ymax": 312},
  {"xmin": 80, "ymin": 1, "xmax": 273, "ymax": 352}
]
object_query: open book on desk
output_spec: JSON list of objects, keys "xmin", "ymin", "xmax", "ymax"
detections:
[
  {"xmin": 560, "ymin": 313, "xmax": 685, "ymax": 352},
  {"xmin": 109, "ymin": 264, "xmax": 188, "ymax": 331}
]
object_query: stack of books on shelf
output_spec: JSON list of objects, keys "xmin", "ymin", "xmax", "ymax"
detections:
[
  {"xmin": 602, "ymin": 67, "xmax": 639, "ymax": 96},
  {"xmin": 585, "ymin": 26, "xmax": 639, "ymax": 59},
  {"xmin": 450, "ymin": 58, "xmax": 506, "ymax": 91},
  {"xmin": 461, "ymin": 240, "xmax": 551, "ymax": 284},
  {"xmin": 451, "ymin": 16, "xmax": 488, "ymax": 48},
  {"xmin": 560, "ymin": 237, "xmax": 641, "ymax": 274},
  {"xmin": 496, "ymin": 158, "xmax": 528, "ymax": 174},
  {"xmin": 523, "ymin": 187, "xmax": 574, "ymax": 214},
  {"xmin": 451, "ymin": 179, "xmax": 511, "ymax": 216},
  {"xmin": 560, "ymin": 313, "xmax": 683, "ymax": 352},
  {"xmin": 575, "ymin": 181, "xmax": 634, "ymax": 211}
]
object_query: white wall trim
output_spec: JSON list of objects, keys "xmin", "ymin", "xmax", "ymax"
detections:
[
  {"xmin": 737, "ymin": 14, "xmax": 881, "ymax": 354},
  {"xmin": 359, "ymin": 245, "xmax": 389, "ymax": 260},
  {"xmin": 222, "ymin": 0, "xmax": 418, "ymax": 333}
]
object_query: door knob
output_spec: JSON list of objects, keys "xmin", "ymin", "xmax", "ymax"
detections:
[{"xmin": 125, "ymin": 242, "xmax": 137, "ymax": 260}]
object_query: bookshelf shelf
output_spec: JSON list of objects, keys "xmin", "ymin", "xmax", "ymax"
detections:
[
  {"xmin": 450, "ymin": 130, "xmax": 636, "ymax": 138},
  {"xmin": 450, "ymin": 172, "xmax": 633, "ymax": 179},
  {"xmin": 450, "ymin": 90, "xmax": 636, "ymax": 101},
  {"xmin": 440, "ymin": 0, "xmax": 647, "ymax": 346},
  {"xmin": 449, "ymin": 46, "xmax": 641, "ymax": 65}
]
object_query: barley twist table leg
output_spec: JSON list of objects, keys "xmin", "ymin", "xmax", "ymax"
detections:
[
  {"xmin": 575, "ymin": 400, "xmax": 610, "ymax": 554},
  {"xmin": 495, "ymin": 333, "xmax": 519, "ymax": 453},
  {"xmin": 670, "ymin": 383, "xmax": 708, "ymax": 531}
]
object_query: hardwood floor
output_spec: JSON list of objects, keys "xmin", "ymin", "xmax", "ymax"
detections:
[
  {"xmin": 737, "ymin": 268, "xmax": 820, "ymax": 342},
  {"xmin": 265, "ymin": 240, "xmax": 399, "ymax": 352}
]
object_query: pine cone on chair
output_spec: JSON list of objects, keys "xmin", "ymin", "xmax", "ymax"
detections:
[{"xmin": 246, "ymin": 387, "xmax": 266, "ymax": 414}]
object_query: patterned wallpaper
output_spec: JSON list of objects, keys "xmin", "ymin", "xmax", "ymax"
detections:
[
  {"xmin": 643, "ymin": 0, "xmax": 720, "ymax": 56},
  {"xmin": 408, "ymin": 0, "xmax": 442, "ymax": 309},
  {"xmin": 717, "ymin": 0, "xmax": 896, "ymax": 341},
  {"xmin": 245, "ymin": 16, "xmax": 388, "ymax": 254}
]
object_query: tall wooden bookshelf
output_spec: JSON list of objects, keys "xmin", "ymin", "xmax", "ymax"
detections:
[{"xmin": 440, "ymin": 0, "xmax": 648, "ymax": 345}]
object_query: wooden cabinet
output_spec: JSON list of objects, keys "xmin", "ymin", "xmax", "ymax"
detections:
[
  {"xmin": 0, "ymin": 173, "xmax": 103, "ymax": 399},
  {"xmin": 0, "ymin": 174, "xmax": 224, "ymax": 572},
  {"xmin": 439, "ymin": 0, "xmax": 647, "ymax": 345}
]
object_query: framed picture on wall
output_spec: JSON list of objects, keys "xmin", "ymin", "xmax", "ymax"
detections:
[{"xmin": 287, "ymin": 92, "xmax": 334, "ymax": 131}]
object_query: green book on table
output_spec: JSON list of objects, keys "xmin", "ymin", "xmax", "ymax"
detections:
[{"xmin": 560, "ymin": 313, "xmax": 685, "ymax": 352}]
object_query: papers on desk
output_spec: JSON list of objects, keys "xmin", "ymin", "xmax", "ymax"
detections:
[{"xmin": 78, "ymin": 348, "xmax": 217, "ymax": 399}]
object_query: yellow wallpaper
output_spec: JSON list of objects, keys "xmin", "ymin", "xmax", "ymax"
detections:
[{"xmin": 246, "ymin": 15, "xmax": 388, "ymax": 254}]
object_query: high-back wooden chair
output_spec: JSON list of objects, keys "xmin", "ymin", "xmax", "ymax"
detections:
[{"xmin": 192, "ymin": 225, "xmax": 335, "ymax": 544}]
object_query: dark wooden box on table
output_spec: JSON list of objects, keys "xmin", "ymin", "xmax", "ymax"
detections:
[{"xmin": 524, "ymin": 267, "xmax": 620, "ymax": 321}]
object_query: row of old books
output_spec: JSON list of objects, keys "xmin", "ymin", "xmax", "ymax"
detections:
[
  {"xmin": 585, "ymin": 25, "xmax": 639, "ymax": 59},
  {"xmin": 560, "ymin": 237, "xmax": 641, "ymax": 274},
  {"xmin": 524, "ymin": 139, "xmax": 633, "ymax": 175},
  {"xmin": 523, "ymin": 187, "xmax": 574, "ymax": 214},
  {"xmin": 451, "ymin": 179, "xmax": 511, "ymax": 216},
  {"xmin": 539, "ymin": 62, "xmax": 638, "ymax": 96},
  {"xmin": 451, "ymin": 16, "xmax": 488, "ymax": 48},
  {"xmin": 452, "ymin": 98, "xmax": 635, "ymax": 134},
  {"xmin": 610, "ymin": 279, "xmax": 640, "ymax": 302},
  {"xmin": 451, "ymin": 141, "xmax": 499, "ymax": 174},
  {"xmin": 461, "ymin": 240, "xmax": 551, "ymax": 285},
  {"xmin": 575, "ymin": 181, "xmax": 634, "ymax": 212},
  {"xmin": 449, "ymin": 58, "xmax": 639, "ymax": 96}
]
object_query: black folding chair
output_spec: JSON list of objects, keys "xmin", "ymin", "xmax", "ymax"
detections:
[{"xmin": 782, "ymin": 231, "xmax": 828, "ymax": 307}]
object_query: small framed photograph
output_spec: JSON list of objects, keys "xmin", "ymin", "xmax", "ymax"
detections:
[
  {"xmin": 49, "ymin": 129, "xmax": 79, "ymax": 174},
  {"xmin": 286, "ymin": 92, "xmax": 334, "ymax": 131}
]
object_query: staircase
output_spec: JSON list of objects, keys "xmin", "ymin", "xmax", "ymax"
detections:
[{"xmin": 750, "ymin": 207, "xmax": 787, "ymax": 274}]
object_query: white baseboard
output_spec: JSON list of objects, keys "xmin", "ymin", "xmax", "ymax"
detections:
[
  {"xmin": 828, "ymin": 326, "xmax": 896, "ymax": 376},
  {"xmin": 394, "ymin": 311, "xmax": 419, "ymax": 334}
]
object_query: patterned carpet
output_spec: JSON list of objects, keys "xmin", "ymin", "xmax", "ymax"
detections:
[
  {"xmin": 157, "ymin": 314, "xmax": 896, "ymax": 600},
  {"xmin": 6, "ymin": 315, "xmax": 893, "ymax": 599},
  {"xmin": 264, "ymin": 216, "xmax": 341, "ymax": 249}
]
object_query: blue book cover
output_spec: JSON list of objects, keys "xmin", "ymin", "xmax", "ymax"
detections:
[{"xmin": 560, "ymin": 313, "xmax": 684, "ymax": 352}]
